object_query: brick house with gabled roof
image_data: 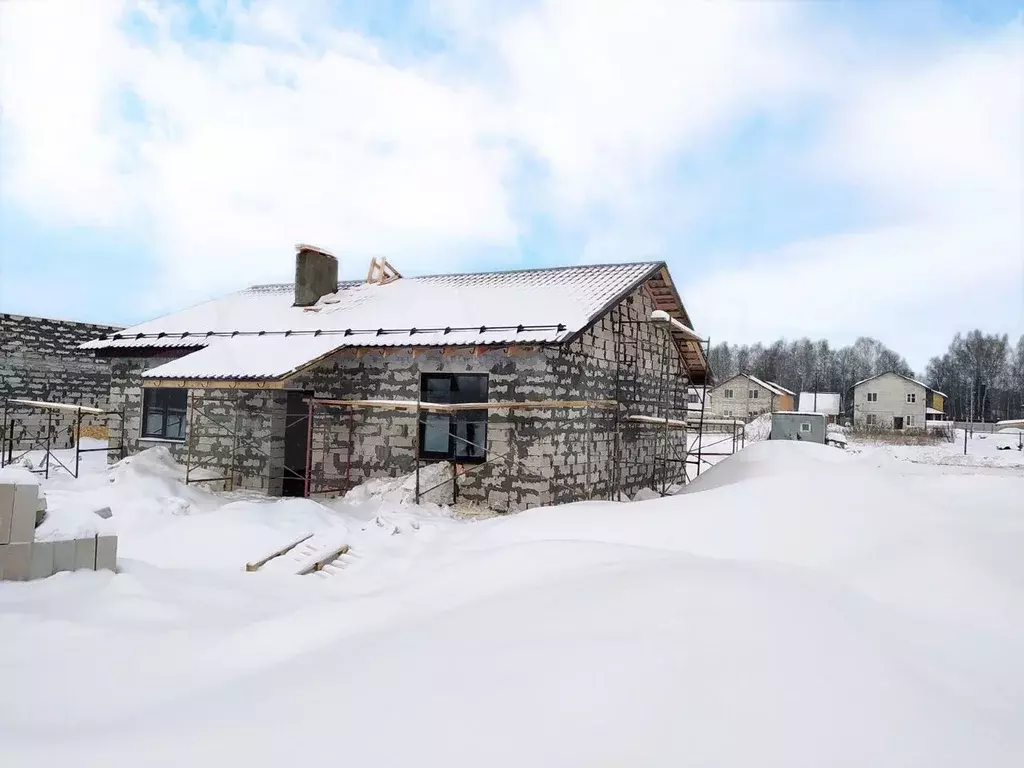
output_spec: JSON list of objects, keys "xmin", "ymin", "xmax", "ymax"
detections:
[{"xmin": 82, "ymin": 247, "xmax": 708, "ymax": 511}]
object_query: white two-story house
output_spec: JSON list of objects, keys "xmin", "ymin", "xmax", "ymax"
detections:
[{"xmin": 851, "ymin": 372, "xmax": 944, "ymax": 430}]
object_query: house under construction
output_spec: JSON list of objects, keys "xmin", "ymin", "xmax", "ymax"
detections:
[{"xmin": 81, "ymin": 248, "xmax": 712, "ymax": 511}]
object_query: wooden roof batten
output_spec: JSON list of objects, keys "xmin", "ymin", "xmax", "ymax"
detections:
[{"xmin": 641, "ymin": 267, "xmax": 708, "ymax": 385}]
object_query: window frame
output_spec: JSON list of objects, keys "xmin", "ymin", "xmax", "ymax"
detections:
[
  {"xmin": 141, "ymin": 388, "xmax": 188, "ymax": 442},
  {"xmin": 750, "ymin": 389, "xmax": 759, "ymax": 399},
  {"xmin": 906, "ymin": 392, "xmax": 917, "ymax": 403},
  {"xmin": 800, "ymin": 422, "xmax": 811, "ymax": 433},
  {"xmin": 724, "ymin": 388, "xmax": 734, "ymax": 399},
  {"xmin": 866, "ymin": 414, "xmax": 877, "ymax": 426},
  {"xmin": 866, "ymin": 392, "xmax": 878, "ymax": 402},
  {"xmin": 418, "ymin": 373, "xmax": 489, "ymax": 463}
]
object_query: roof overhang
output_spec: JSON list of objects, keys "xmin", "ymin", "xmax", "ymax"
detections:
[{"xmin": 642, "ymin": 266, "xmax": 708, "ymax": 384}]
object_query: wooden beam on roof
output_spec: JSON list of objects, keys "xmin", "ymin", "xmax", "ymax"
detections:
[
  {"xmin": 506, "ymin": 344, "xmax": 537, "ymax": 356},
  {"xmin": 309, "ymin": 398, "xmax": 618, "ymax": 412}
]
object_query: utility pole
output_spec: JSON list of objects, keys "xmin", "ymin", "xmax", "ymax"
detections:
[{"xmin": 964, "ymin": 386, "xmax": 972, "ymax": 455}]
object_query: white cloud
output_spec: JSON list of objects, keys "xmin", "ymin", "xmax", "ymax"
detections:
[
  {"xmin": 493, "ymin": 0, "xmax": 815, "ymax": 213},
  {"xmin": 686, "ymin": 25, "xmax": 1024, "ymax": 369},
  {"xmin": 1, "ymin": 0, "xmax": 516, "ymax": 302},
  {"xmin": 1, "ymin": 0, "xmax": 1020, "ymax": 365},
  {"xmin": 0, "ymin": 0, "xmax": 141, "ymax": 225}
]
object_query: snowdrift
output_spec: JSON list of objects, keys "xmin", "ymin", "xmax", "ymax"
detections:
[{"xmin": 2, "ymin": 443, "xmax": 1023, "ymax": 766}]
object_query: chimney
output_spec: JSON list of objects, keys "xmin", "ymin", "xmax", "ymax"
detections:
[{"xmin": 293, "ymin": 244, "xmax": 338, "ymax": 306}]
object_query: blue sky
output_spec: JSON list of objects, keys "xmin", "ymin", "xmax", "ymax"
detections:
[{"xmin": 0, "ymin": 0, "xmax": 1020, "ymax": 371}]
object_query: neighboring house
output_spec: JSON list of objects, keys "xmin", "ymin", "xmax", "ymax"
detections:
[
  {"xmin": 851, "ymin": 372, "xmax": 946, "ymax": 429},
  {"xmin": 81, "ymin": 248, "xmax": 708, "ymax": 511},
  {"xmin": 685, "ymin": 386, "xmax": 705, "ymax": 415},
  {"xmin": 925, "ymin": 389, "xmax": 947, "ymax": 421},
  {"xmin": 1, "ymin": 314, "xmax": 122, "ymax": 450},
  {"xmin": 707, "ymin": 373, "xmax": 795, "ymax": 419},
  {"xmin": 796, "ymin": 392, "xmax": 842, "ymax": 423}
]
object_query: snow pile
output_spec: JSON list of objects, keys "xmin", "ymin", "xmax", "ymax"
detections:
[
  {"xmin": 2, "ymin": 440, "xmax": 1023, "ymax": 766},
  {"xmin": 340, "ymin": 459, "xmax": 454, "ymax": 508},
  {"xmin": 744, "ymin": 412, "xmax": 772, "ymax": 442},
  {"xmin": 33, "ymin": 447, "xmax": 225, "ymax": 542}
]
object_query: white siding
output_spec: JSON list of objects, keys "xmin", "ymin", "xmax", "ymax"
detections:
[{"xmin": 853, "ymin": 373, "xmax": 926, "ymax": 429}]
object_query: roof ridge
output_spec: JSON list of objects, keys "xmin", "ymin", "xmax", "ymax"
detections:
[{"xmin": 243, "ymin": 260, "xmax": 664, "ymax": 292}]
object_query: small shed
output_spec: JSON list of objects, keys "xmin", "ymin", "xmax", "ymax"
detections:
[{"xmin": 770, "ymin": 412, "xmax": 827, "ymax": 444}]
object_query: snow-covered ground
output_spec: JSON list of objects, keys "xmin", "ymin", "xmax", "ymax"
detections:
[
  {"xmin": 1, "ymin": 439, "xmax": 1023, "ymax": 766},
  {"xmin": 850, "ymin": 427, "xmax": 1024, "ymax": 472}
]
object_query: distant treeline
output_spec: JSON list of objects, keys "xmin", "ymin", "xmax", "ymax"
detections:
[{"xmin": 707, "ymin": 331, "xmax": 1024, "ymax": 421}]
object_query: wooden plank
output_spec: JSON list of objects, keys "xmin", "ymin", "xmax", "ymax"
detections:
[
  {"xmin": 626, "ymin": 414, "xmax": 688, "ymax": 429},
  {"xmin": 245, "ymin": 532, "xmax": 314, "ymax": 572},
  {"xmin": 308, "ymin": 398, "xmax": 618, "ymax": 412},
  {"xmin": 297, "ymin": 544, "xmax": 350, "ymax": 575}
]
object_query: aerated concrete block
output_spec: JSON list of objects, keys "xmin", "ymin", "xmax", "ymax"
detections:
[
  {"xmin": 29, "ymin": 541, "xmax": 55, "ymax": 580},
  {"xmin": 74, "ymin": 536, "xmax": 97, "ymax": 570},
  {"xmin": 10, "ymin": 485, "xmax": 39, "ymax": 544},
  {"xmin": 95, "ymin": 536, "xmax": 118, "ymax": 572},
  {"xmin": 0, "ymin": 484, "xmax": 14, "ymax": 544},
  {"xmin": 53, "ymin": 539, "xmax": 76, "ymax": 573},
  {"xmin": 2, "ymin": 542, "xmax": 32, "ymax": 581}
]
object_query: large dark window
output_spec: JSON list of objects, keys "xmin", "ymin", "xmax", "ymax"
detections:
[
  {"xmin": 142, "ymin": 388, "xmax": 188, "ymax": 440},
  {"xmin": 419, "ymin": 374, "xmax": 488, "ymax": 462}
]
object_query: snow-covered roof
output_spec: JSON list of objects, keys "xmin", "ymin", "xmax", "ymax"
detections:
[
  {"xmin": 852, "ymin": 371, "xmax": 945, "ymax": 397},
  {"xmin": 797, "ymin": 392, "xmax": 841, "ymax": 415},
  {"xmin": 141, "ymin": 335, "xmax": 360, "ymax": 381},
  {"xmin": 770, "ymin": 382, "xmax": 796, "ymax": 397},
  {"xmin": 712, "ymin": 373, "xmax": 790, "ymax": 397},
  {"xmin": 925, "ymin": 407, "xmax": 945, "ymax": 415},
  {"xmin": 746, "ymin": 375, "xmax": 788, "ymax": 397},
  {"xmin": 83, "ymin": 262, "xmax": 707, "ymax": 381}
]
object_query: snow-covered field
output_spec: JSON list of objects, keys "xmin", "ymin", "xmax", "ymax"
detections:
[
  {"xmin": 850, "ymin": 427, "xmax": 1024, "ymax": 472},
  {"xmin": 2, "ymin": 437, "xmax": 1023, "ymax": 766}
]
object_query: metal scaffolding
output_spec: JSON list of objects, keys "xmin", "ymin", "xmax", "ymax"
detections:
[
  {"xmin": 0, "ymin": 398, "xmax": 125, "ymax": 478},
  {"xmin": 168, "ymin": 311, "xmax": 744, "ymax": 509}
]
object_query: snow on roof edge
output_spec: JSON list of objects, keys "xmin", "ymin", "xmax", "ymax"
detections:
[{"xmin": 852, "ymin": 371, "xmax": 945, "ymax": 396}]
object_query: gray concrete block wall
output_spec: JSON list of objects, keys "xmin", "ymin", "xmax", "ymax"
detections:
[
  {"xmin": 1, "ymin": 314, "xmax": 122, "ymax": 450},
  {"xmin": 102, "ymin": 280, "xmax": 697, "ymax": 511},
  {"xmin": 108, "ymin": 354, "xmax": 285, "ymax": 492}
]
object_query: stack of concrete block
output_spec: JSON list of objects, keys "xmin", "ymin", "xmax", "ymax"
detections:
[{"xmin": 0, "ymin": 481, "xmax": 118, "ymax": 582}]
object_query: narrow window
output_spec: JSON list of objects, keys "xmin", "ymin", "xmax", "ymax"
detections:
[
  {"xmin": 866, "ymin": 414, "xmax": 877, "ymax": 426},
  {"xmin": 906, "ymin": 414, "xmax": 915, "ymax": 427},
  {"xmin": 724, "ymin": 388, "xmax": 733, "ymax": 399},
  {"xmin": 867, "ymin": 392, "xmax": 878, "ymax": 402},
  {"xmin": 419, "ymin": 373, "xmax": 488, "ymax": 462},
  {"xmin": 141, "ymin": 388, "xmax": 188, "ymax": 440}
]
